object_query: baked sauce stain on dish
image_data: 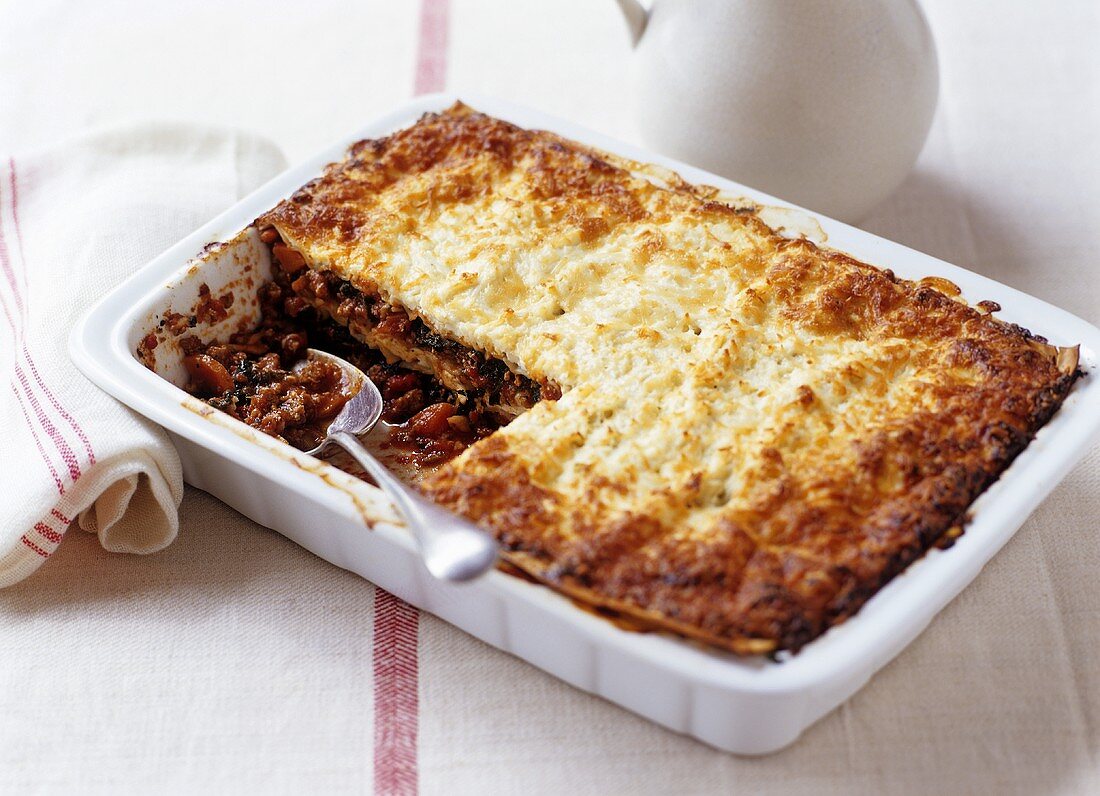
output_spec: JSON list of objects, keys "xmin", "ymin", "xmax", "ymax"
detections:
[{"xmin": 151, "ymin": 102, "xmax": 1080, "ymax": 657}]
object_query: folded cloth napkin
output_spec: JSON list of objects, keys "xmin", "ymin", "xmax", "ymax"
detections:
[{"xmin": 0, "ymin": 125, "xmax": 286, "ymax": 587}]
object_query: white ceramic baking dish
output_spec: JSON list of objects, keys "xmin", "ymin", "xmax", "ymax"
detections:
[{"xmin": 70, "ymin": 93, "xmax": 1100, "ymax": 755}]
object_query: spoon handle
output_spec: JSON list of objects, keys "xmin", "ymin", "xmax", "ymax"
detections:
[{"xmin": 328, "ymin": 430, "xmax": 499, "ymax": 582}]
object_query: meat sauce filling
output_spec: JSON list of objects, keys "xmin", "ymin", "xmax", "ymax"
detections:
[
  {"xmin": 175, "ymin": 228, "xmax": 539, "ymax": 476},
  {"xmin": 185, "ymin": 344, "xmax": 350, "ymax": 452},
  {"xmin": 264, "ymin": 227, "xmax": 561, "ymax": 412}
]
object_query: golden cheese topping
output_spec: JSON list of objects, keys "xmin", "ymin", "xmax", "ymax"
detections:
[{"xmin": 262, "ymin": 103, "xmax": 1078, "ymax": 655}]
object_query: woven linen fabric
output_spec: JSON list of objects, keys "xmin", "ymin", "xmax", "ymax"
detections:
[
  {"xmin": 0, "ymin": 125, "xmax": 286, "ymax": 585},
  {"xmin": 0, "ymin": 0, "xmax": 1097, "ymax": 794}
]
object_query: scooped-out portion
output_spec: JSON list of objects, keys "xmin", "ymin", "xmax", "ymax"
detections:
[{"xmin": 169, "ymin": 225, "xmax": 548, "ymax": 478}]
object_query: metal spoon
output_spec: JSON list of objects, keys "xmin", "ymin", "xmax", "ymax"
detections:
[{"xmin": 295, "ymin": 349, "xmax": 499, "ymax": 582}]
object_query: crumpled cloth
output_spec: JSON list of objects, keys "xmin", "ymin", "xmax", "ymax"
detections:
[{"xmin": 0, "ymin": 125, "xmax": 286, "ymax": 586}]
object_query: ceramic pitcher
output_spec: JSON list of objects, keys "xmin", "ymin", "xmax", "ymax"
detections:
[{"xmin": 614, "ymin": 0, "xmax": 939, "ymax": 222}]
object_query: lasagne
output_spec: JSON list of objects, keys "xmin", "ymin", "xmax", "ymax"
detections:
[{"xmin": 187, "ymin": 103, "xmax": 1080, "ymax": 655}]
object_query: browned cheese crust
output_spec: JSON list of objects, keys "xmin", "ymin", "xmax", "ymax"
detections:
[{"xmin": 260, "ymin": 103, "xmax": 1079, "ymax": 655}]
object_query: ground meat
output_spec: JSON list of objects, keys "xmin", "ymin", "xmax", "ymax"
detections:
[
  {"xmin": 194, "ymin": 283, "xmax": 233, "ymax": 325},
  {"xmin": 185, "ymin": 342, "xmax": 350, "ymax": 451},
  {"xmin": 162, "ymin": 311, "xmax": 193, "ymax": 336}
]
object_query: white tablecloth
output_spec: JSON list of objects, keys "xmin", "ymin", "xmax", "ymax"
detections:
[{"xmin": 1, "ymin": 1, "xmax": 1098, "ymax": 793}]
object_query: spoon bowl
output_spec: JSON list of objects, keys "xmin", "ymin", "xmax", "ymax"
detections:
[
  {"xmin": 296, "ymin": 349, "xmax": 380, "ymax": 442},
  {"xmin": 295, "ymin": 349, "xmax": 499, "ymax": 582}
]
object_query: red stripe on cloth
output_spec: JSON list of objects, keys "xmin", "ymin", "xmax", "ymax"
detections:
[
  {"xmin": 22, "ymin": 343, "xmax": 97, "ymax": 465},
  {"xmin": 0, "ymin": 241, "xmax": 73, "ymax": 491},
  {"xmin": 8, "ymin": 158, "xmax": 29, "ymax": 297},
  {"xmin": 373, "ymin": 588, "xmax": 419, "ymax": 796},
  {"xmin": 0, "ymin": 157, "xmax": 86, "ymax": 571},
  {"xmin": 8, "ymin": 159, "xmax": 96, "ymax": 466},
  {"xmin": 33, "ymin": 522, "xmax": 63, "ymax": 545},
  {"xmin": 13, "ymin": 363, "xmax": 82, "ymax": 481},
  {"xmin": 0, "ymin": 170, "xmax": 24, "ymax": 327},
  {"xmin": 0, "ymin": 180, "xmax": 23, "ymax": 318},
  {"xmin": 20, "ymin": 535, "xmax": 49, "ymax": 558},
  {"xmin": 9, "ymin": 382, "xmax": 64, "ymax": 494},
  {"xmin": 1, "ymin": 283, "xmax": 68, "ymax": 496},
  {"xmin": 413, "ymin": 0, "xmax": 450, "ymax": 95},
  {"xmin": 0, "ymin": 274, "xmax": 16, "ymax": 334}
]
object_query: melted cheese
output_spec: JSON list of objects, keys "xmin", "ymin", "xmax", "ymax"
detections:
[{"xmin": 262, "ymin": 104, "xmax": 1077, "ymax": 654}]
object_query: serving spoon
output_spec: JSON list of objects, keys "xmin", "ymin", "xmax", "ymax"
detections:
[{"xmin": 295, "ymin": 349, "xmax": 499, "ymax": 582}]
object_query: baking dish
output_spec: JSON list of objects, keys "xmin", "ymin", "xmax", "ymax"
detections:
[{"xmin": 70, "ymin": 93, "xmax": 1100, "ymax": 754}]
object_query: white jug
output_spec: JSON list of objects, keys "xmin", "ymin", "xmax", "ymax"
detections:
[{"xmin": 614, "ymin": 0, "xmax": 939, "ymax": 222}]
